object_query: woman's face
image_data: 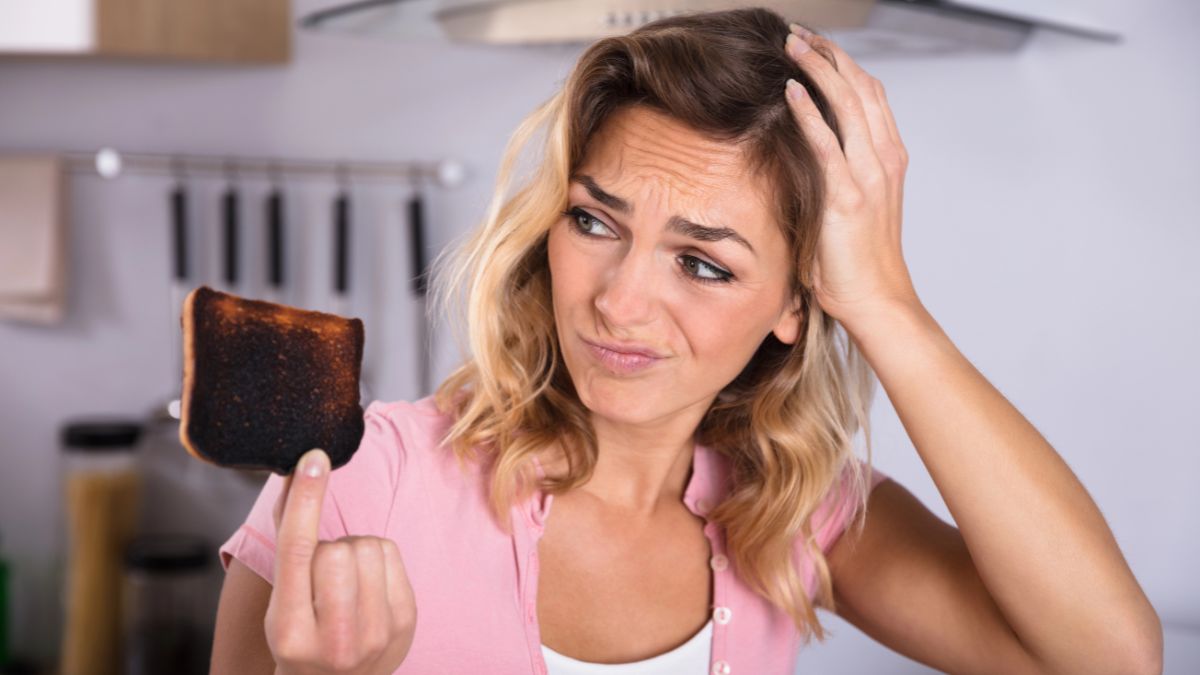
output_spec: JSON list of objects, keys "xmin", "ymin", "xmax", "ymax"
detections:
[{"xmin": 547, "ymin": 105, "xmax": 803, "ymax": 426}]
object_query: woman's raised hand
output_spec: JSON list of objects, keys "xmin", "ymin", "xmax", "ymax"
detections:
[
  {"xmin": 784, "ymin": 23, "xmax": 921, "ymax": 331},
  {"xmin": 264, "ymin": 448, "xmax": 417, "ymax": 675}
]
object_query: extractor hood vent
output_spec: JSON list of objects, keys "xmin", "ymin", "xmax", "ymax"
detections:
[{"xmin": 300, "ymin": 0, "xmax": 1119, "ymax": 57}]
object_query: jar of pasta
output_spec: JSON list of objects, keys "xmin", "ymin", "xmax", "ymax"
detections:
[{"xmin": 57, "ymin": 419, "xmax": 142, "ymax": 675}]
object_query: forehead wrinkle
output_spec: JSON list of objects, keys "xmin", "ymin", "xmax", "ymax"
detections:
[
  {"xmin": 615, "ymin": 114, "xmax": 746, "ymax": 191},
  {"xmin": 575, "ymin": 107, "xmax": 771, "ymax": 257},
  {"xmin": 597, "ymin": 129, "xmax": 746, "ymax": 220}
]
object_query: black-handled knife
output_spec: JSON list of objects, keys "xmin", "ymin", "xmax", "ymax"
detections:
[
  {"xmin": 265, "ymin": 187, "xmax": 285, "ymax": 303},
  {"xmin": 222, "ymin": 185, "xmax": 239, "ymax": 288},
  {"xmin": 333, "ymin": 189, "xmax": 351, "ymax": 314},
  {"xmin": 408, "ymin": 189, "xmax": 430, "ymax": 396},
  {"xmin": 168, "ymin": 181, "xmax": 190, "ymax": 417}
]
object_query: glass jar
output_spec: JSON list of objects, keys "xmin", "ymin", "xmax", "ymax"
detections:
[
  {"xmin": 57, "ymin": 419, "xmax": 143, "ymax": 675},
  {"xmin": 121, "ymin": 534, "xmax": 212, "ymax": 675}
]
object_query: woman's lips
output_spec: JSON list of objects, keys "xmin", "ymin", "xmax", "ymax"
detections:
[{"xmin": 582, "ymin": 337, "xmax": 664, "ymax": 375}]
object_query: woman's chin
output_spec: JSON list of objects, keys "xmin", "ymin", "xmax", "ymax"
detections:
[{"xmin": 577, "ymin": 384, "xmax": 656, "ymax": 425}]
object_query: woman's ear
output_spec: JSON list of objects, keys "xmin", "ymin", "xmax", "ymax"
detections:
[{"xmin": 771, "ymin": 294, "xmax": 805, "ymax": 345}]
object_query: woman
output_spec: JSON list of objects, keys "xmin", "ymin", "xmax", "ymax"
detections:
[{"xmin": 211, "ymin": 8, "xmax": 1162, "ymax": 675}]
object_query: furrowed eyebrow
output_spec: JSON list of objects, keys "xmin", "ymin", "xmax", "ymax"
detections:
[{"xmin": 571, "ymin": 174, "xmax": 757, "ymax": 256}]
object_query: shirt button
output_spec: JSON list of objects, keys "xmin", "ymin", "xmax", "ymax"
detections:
[
  {"xmin": 711, "ymin": 659, "xmax": 731, "ymax": 675},
  {"xmin": 696, "ymin": 498, "xmax": 711, "ymax": 514},
  {"xmin": 709, "ymin": 554, "xmax": 728, "ymax": 571},
  {"xmin": 526, "ymin": 604, "xmax": 536, "ymax": 624},
  {"xmin": 713, "ymin": 606, "xmax": 732, "ymax": 625}
]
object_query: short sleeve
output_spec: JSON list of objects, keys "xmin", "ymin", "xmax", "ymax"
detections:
[
  {"xmin": 812, "ymin": 458, "xmax": 890, "ymax": 554},
  {"xmin": 217, "ymin": 399, "xmax": 407, "ymax": 584},
  {"xmin": 794, "ymin": 458, "xmax": 890, "ymax": 598}
]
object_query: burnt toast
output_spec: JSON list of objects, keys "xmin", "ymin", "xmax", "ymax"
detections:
[{"xmin": 179, "ymin": 285, "xmax": 365, "ymax": 474}]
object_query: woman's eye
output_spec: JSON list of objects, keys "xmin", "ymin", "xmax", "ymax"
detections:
[
  {"xmin": 560, "ymin": 205, "xmax": 734, "ymax": 286},
  {"xmin": 678, "ymin": 255, "xmax": 734, "ymax": 285},
  {"xmin": 562, "ymin": 206, "xmax": 616, "ymax": 238}
]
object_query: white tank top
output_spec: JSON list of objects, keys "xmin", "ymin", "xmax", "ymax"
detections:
[{"xmin": 540, "ymin": 618, "xmax": 713, "ymax": 674}]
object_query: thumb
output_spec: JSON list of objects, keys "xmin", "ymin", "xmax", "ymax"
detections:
[{"xmin": 271, "ymin": 448, "xmax": 330, "ymax": 612}]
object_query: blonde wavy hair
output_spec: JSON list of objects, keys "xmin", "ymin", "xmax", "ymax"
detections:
[{"xmin": 427, "ymin": 6, "xmax": 879, "ymax": 645}]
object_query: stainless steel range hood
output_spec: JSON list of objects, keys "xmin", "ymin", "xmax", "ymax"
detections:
[{"xmin": 299, "ymin": 0, "xmax": 1120, "ymax": 57}]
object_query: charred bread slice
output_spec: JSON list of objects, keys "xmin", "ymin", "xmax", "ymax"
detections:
[{"xmin": 179, "ymin": 285, "xmax": 365, "ymax": 474}]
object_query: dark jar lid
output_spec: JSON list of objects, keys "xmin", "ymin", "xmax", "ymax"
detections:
[
  {"xmin": 125, "ymin": 534, "xmax": 212, "ymax": 574},
  {"xmin": 61, "ymin": 419, "xmax": 143, "ymax": 452}
]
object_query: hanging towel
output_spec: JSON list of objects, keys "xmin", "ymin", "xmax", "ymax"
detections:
[{"xmin": 0, "ymin": 154, "xmax": 67, "ymax": 324}]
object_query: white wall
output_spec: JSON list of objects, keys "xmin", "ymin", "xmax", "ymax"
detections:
[{"xmin": 0, "ymin": 0, "xmax": 1195, "ymax": 671}]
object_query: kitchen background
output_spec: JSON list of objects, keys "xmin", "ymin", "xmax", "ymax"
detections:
[{"xmin": 0, "ymin": 0, "xmax": 1197, "ymax": 673}]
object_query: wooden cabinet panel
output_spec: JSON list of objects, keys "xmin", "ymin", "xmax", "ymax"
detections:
[{"xmin": 0, "ymin": 0, "xmax": 290, "ymax": 64}]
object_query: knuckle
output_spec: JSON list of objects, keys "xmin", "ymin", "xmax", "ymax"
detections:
[
  {"xmin": 862, "ymin": 169, "xmax": 888, "ymax": 192},
  {"xmin": 271, "ymin": 631, "xmax": 309, "ymax": 663},
  {"xmin": 276, "ymin": 540, "xmax": 315, "ymax": 569},
  {"xmin": 315, "ymin": 541, "xmax": 354, "ymax": 569},
  {"xmin": 878, "ymin": 147, "xmax": 906, "ymax": 171},
  {"xmin": 380, "ymin": 537, "xmax": 401, "ymax": 556},
  {"xmin": 808, "ymin": 40, "xmax": 837, "ymax": 69},
  {"xmin": 395, "ymin": 596, "xmax": 418, "ymax": 629},
  {"xmin": 289, "ymin": 485, "xmax": 320, "ymax": 510},
  {"xmin": 354, "ymin": 537, "xmax": 381, "ymax": 558},
  {"xmin": 362, "ymin": 622, "xmax": 392, "ymax": 655},
  {"xmin": 851, "ymin": 72, "xmax": 875, "ymax": 90},
  {"xmin": 812, "ymin": 134, "xmax": 840, "ymax": 160},
  {"xmin": 839, "ymin": 187, "xmax": 868, "ymax": 210}
]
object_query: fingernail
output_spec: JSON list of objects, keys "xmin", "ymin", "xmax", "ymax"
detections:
[
  {"xmin": 302, "ymin": 449, "xmax": 327, "ymax": 478},
  {"xmin": 789, "ymin": 23, "xmax": 812, "ymax": 38},
  {"xmin": 786, "ymin": 78, "xmax": 805, "ymax": 101},
  {"xmin": 786, "ymin": 33, "xmax": 811, "ymax": 58}
]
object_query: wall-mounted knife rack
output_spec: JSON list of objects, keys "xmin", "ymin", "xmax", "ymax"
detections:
[
  {"xmin": 52, "ymin": 147, "xmax": 466, "ymax": 409},
  {"xmin": 59, "ymin": 147, "xmax": 467, "ymax": 186}
]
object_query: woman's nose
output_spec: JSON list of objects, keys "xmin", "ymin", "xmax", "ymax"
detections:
[{"xmin": 594, "ymin": 249, "xmax": 658, "ymax": 328}]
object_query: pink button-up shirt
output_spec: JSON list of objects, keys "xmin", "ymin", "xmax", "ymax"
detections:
[{"xmin": 219, "ymin": 395, "xmax": 889, "ymax": 674}]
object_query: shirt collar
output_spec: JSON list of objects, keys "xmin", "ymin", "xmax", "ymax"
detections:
[
  {"xmin": 528, "ymin": 438, "xmax": 730, "ymax": 529},
  {"xmin": 683, "ymin": 439, "xmax": 730, "ymax": 518}
]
